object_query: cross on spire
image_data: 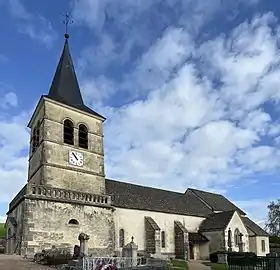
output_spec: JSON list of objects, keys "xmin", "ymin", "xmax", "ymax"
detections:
[{"xmin": 62, "ymin": 12, "xmax": 73, "ymax": 39}]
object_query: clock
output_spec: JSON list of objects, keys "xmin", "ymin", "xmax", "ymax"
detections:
[{"xmin": 69, "ymin": 151, "xmax": 84, "ymax": 167}]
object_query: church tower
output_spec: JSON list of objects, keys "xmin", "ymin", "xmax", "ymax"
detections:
[
  {"xmin": 7, "ymin": 33, "xmax": 115, "ymax": 257},
  {"xmin": 27, "ymin": 34, "xmax": 106, "ymax": 195}
]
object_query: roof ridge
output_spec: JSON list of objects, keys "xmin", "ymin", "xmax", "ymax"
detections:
[
  {"xmin": 105, "ymin": 178, "xmax": 185, "ymax": 195},
  {"xmin": 188, "ymin": 188, "xmax": 224, "ymax": 196}
]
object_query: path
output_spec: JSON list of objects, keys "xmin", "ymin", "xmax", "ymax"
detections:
[
  {"xmin": 188, "ymin": 260, "xmax": 211, "ymax": 270},
  {"xmin": 0, "ymin": 254, "xmax": 55, "ymax": 270}
]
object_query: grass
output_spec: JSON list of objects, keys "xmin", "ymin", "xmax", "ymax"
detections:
[
  {"xmin": 165, "ymin": 259, "xmax": 188, "ymax": 270},
  {"xmin": 210, "ymin": 263, "xmax": 228, "ymax": 270},
  {"xmin": 203, "ymin": 262, "xmax": 228, "ymax": 270},
  {"xmin": 0, "ymin": 223, "xmax": 5, "ymax": 238}
]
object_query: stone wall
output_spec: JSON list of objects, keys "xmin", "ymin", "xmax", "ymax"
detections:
[
  {"xmin": 21, "ymin": 198, "xmax": 115, "ymax": 257},
  {"xmin": 224, "ymin": 212, "xmax": 249, "ymax": 252},
  {"xmin": 114, "ymin": 208, "xmax": 204, "ymax": 254},
  {"xmin": 28, "ymin": 98, "xmax": 106, "ymax": 194},
  {"xmin": 202, "ymin": 231, "xmax": 225, "ymax": 253},
  {"xmin": 174, "ymin": 221, "xmax": 188, "ymax": 260},
  {"xmin": 6, "ymin": 201, "xmax": 25, "ymax": 255},
  {"xmin": 144, "ymin": 217, "xmax": 160, "ymax": 255}
]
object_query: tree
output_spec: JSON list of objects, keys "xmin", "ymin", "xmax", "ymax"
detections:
[{"xmin": 265, "ymin": 199, "xmax": 280, "ymax": 236}]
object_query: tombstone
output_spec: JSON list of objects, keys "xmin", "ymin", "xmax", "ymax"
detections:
[
  {"xmin": 122, "ymin": 236, "xmax": 138, "ymax": 267},
  {"xmin": 78, "ymin": 233, "xmax": 90, "ymax": 257},
  {"xmin": 227, "ymin": 228, "xmax": 232, "ymax": 252},
  {"xmin": 73, "ymin": 245, "xmax": 80, "ymax": 259}
]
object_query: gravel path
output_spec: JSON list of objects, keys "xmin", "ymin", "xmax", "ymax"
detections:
[{"xmin": 0, "ymin": 254, "xmax": 57, "ymax": 270}]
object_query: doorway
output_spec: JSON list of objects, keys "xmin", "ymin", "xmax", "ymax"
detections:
[{"xmin": 189, "ymin": 243, "xmax": 194, "ymax": 260}]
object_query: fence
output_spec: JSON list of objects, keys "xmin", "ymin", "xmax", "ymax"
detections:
[
  {"xmin": 82, "ymin": 257, "xmax": 135, "ymax": 270},
  {"xmin": 228, "ymin": 256, "xmax": 280, "ymax": 270}
]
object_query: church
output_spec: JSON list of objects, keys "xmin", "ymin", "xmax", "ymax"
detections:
[{"xmin": 5, "ymin": 34, "xmax": 270, "ymax": 260}]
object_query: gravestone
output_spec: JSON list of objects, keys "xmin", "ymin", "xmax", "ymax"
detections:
[
  {"xmin": 122, "ymin": 236, "xmax": 138, "ymax": 267},
  {"xmin": 78, "ymin": 233, "xmax": 90, "ymax": 257}
]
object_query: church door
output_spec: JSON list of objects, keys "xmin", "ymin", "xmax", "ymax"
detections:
[{"xmin": 189, "ymin": 243, "xmax": 194, "ymax": 260}]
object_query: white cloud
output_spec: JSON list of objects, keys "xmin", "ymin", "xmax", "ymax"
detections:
[
  {"xmin": 87, "ymin": 13, "xmax": 280, "ymax": 195},
  {"xmin": 6, "ymin": 0, "xmax": 57, "ymax": 47},
  {"xmin": 0, "ymin": 92, "xmax": 18, "ymax": 109},
  {"xmin": 235, "ymin": 199, "xmax": 271, "ymax": 228}
]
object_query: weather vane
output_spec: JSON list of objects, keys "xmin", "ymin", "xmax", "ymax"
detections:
[{"xmin": 62, "ymin": 12, "xmax": 74, "ymax": 39}]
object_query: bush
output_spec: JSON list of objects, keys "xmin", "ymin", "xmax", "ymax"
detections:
[
  {"xmin": 210, "ymin": 252, "xmax": 218, "ymax": 263},
  {"xmin": 0, "ymin": 224, "xmax": 5, "ymax": 238}
]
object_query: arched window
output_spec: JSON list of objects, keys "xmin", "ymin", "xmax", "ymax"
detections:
[
  {"xmin": 64, "ymin": 120, "xmax": 74, "ymax": 145},
  {"xmin": 234, "ymin": 228, "xmax": 240, "ymax": 246},
  {"xmin": 119, "ymin": 229, "xmax": 124, "ymax": 248},
  {"xmin": 68, "ymin": 219, "xmax": 79, "ymax": 225},
  {"xmin": 32, "ymin": 122, "xmax": 40, "ymax": 153},
  {"xmin": 78, "ymin": 124, "xmax": 88, "ymax": 149},
  {"xmin": 161, "ymin": 231, "xmax": 166, "ymax": 248},
  {"xmin": 32, "ymin": 128, "xmax": 37, "ymax": 153},
  {"xmin": 261, "ymin": 240, "xmax": 265, "ymax": 252}
]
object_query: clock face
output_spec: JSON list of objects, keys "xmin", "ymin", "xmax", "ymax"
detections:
[{"xmin": 69, "ymin": 151, "xmax": 84, "ymax": 167}]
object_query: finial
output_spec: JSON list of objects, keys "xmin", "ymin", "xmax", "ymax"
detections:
[
  {"xmin": 62, "ymin": 12, "xmax": 73, "ymax": 39},
  {"xmin": 131, "ymin": 236, "xmax": 134, "ymax": 243}
]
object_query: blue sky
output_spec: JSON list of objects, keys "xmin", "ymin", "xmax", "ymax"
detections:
[{"xmin": 0, "ymin": 0, "xmax": 280, "ymax": 226}]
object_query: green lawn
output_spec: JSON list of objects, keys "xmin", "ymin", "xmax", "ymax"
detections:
[
  {"xmin": 0, "ymin": 223, "xmax": 5, "ymax": 238},
  {"xmin": 165, "ymin": 259, "xmax": 188, "ymax": 270},
  {"xmin": 203, "ymin": 263, "xmax": 228, "ymax": 270},
  {"xmin": 210, "ymin": 264, "xmax": 228, "ymax": 270}
]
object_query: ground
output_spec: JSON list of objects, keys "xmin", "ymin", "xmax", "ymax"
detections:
[{"xmin": 0, "ymin": 254, "xmax": 55, "ymax": 270}]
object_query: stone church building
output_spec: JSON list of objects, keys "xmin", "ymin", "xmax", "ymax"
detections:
[{"xmin": 5, "ymin": 34, "xmax": 269, "ymax": 260}]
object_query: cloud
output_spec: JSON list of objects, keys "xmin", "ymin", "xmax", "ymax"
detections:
[
  {"xmin": 6, "ymin": 0, "xmax": 57, "ymax": 47},
  {"xmin": 235, "ymin": 199, "xmax": 271, "ymax": 228},
  {"xmin": 0, "ymin": 92, "xmax": 18, "ymax": 109},
  {"xmin": 79, "ymin": 12, "xmax": 280, "ymax": 196}
]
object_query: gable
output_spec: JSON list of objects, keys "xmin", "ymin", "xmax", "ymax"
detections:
[
  {"xmin": 186, "ymin": 188, "xmax": 246, "ymax": 215},
  {"xmin": 242, "ymin": 217, "xmax": 269, "ymax": 236},
  {"xmin": 226, "ymin": 211, "xmax": 247, "ymax": 233},
  {"xmin": 199, "ymin": 211, "xmax": 235, "ymax": 231},
  {"xmin": 105, "ymin": 179, "xmax": 212, "ymax": 217}
]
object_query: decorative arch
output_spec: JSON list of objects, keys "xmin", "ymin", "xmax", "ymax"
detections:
[
  {"xmin": 32, "ymin": 121, "xmax": 40, "ymax": 153},
  {"xmin": 161, "ymin": 231, "xmax": 166, "ymax": 248},
  {"xmin": 234, "ymin": 228, "xmax": 240, "ymax": 246},
  {"xmin": 68, "ymin": 219, "xmax": 79, "ymax": 225},
  {"xmin": 119, "ymin": 229, "xmax": 124, "ymax": 247},
  {"xmin": 78, "ymin": 124, "xmax": 88, "ymax": 149},
  {"xmin": 64, "ymin": 119, "xmax": 74, "ymax": 145}
]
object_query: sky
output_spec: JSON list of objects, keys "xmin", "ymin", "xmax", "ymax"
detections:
[{"xmin": 0, "ymin": 0, "xmax": 280, "ymax": 228}]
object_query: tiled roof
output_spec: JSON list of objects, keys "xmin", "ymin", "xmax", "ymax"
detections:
[
  {"xmin": 105, "ymin": 179, "xmax": 212, "ymax": 217},
  {"xmin": 174, "ymin": 221, "xmax": 188, "ymax": 233},
  {"xmin": 242, "ymin": 217, "xmax": 269, "ymax": 236},
  {"xmin": 199, "ymin": 210, "xmax": 235, "ymax": 231},
  {"xmin": 145, "ymin": 217, "xmax": 160, "ymax": 230},
  {"xmin": 189, "ymin": 232, "xmax": 209, "ymax": 243},
  {"xmin": 187, "ymin": 188, "xmax": 246, "ymax": 215}
]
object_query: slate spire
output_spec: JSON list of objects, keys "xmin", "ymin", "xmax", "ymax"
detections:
[
  {"xmin": 47, "ymin": 34, "xmax": 84, "ymax": 106},
  {"xmin": 46, "ymin": 26, "xmax": 105, "ymax": 120}
]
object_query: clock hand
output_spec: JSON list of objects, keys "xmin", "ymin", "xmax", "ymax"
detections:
[{"xmin": 72, "ymin": 153, "xmax": 78, "ymax": 160}]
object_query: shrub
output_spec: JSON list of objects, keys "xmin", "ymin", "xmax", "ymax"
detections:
[
  {"xmin": 210, "ymin": 252, "xmax": 218, "ymax": 263},
  {"xmin": 0, "ymin": 224, "xmax": 5, "ymax": 238}
]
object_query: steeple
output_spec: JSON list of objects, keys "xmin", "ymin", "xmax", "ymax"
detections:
[
  {"xmin": 47, "ymin": 35, "xmax": 84, "ymax": 106},
  {"xmin": 46, "ymin": 29, "xmax": 105, "ymax": 120}
]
